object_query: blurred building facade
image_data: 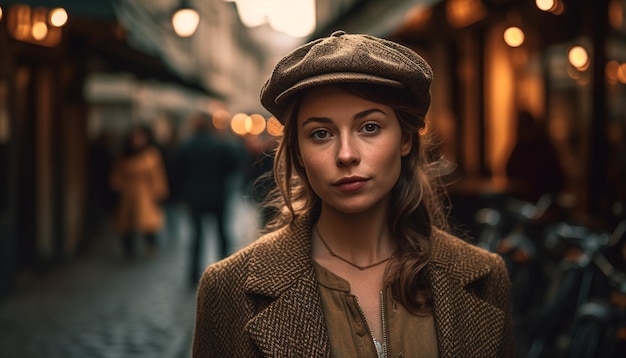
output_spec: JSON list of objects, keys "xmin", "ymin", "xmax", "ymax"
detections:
[
  {"xmin": 0, "ymin": 0, "xmax": 265, "ymax": 297},
  {"xmin": 1, "ymin": 0, "xmax": 625, "ymax": 299}
]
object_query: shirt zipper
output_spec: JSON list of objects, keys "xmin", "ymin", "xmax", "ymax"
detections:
[
  {"xmin": 380, "ymin": 290, "xmax": 388, "ymax": 358},
  {"xmin": 354, "ymin": 291, "xmax": 388, "ymax": 358}
]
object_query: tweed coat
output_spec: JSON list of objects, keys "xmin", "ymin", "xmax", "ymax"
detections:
[{"xmin": 193, "ymin": 215, "xmax": 513, "ymax": 357}]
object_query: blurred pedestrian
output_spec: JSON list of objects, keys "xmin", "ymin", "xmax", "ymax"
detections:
[
  {"xmin": 506, "ymin": 110, "xmax": 564, "ymax": 203},
  {"xmin": 173, "ymin": 112, "xmax": 240, "ymax": 285},
  {"xmin": 110, "ymin": 124, "xmax": 169, "ymax": 259},
  {"xmin": 193, "ymin": 31, "xmax": 512, "ymax": 357}
]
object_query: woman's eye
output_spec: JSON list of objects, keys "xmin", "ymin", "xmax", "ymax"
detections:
[
  {"xmin": 361, "ymin": 123, "xmax": 380, "ymax": 134},
  {"xmin": 311, "ymin": 129, "xmax": 330, "ymax": 140}
]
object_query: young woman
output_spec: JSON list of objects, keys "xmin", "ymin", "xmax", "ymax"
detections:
[{"xmin": 193, "ymin": 31, "xmax": 513, "ymax": 357}]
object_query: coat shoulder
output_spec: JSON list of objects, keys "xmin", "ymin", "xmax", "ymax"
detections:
[
  {"xmin": 432, "ymin": 229, "xmax": 505, "ymax": 268},
  {"xmin": 193, "ymin": 229, "xmax": 307, "ymax": 357},
  {"xmin": 199, "ymin": 230, "xmax": 286, "ymax": 292},
  {"xmin": 430, "ymin": 229, "xmax": 509, "ymax": 288}
]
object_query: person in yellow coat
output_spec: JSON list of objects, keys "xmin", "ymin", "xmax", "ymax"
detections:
[{"xmin": 110, "ymin": 124, "xmax": 169, "ymax": 259}]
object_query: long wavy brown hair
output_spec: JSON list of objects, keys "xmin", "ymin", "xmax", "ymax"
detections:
[{"xmin": 261, "ymin": 82, "xmax": 451, "ymax": 314}]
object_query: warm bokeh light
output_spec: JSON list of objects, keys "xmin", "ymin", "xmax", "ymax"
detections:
[
  {"xmin": 49, "ymin": 8, "xmax": 68, "ymax": 27},
  {"xmin": 503, "ymin": 27, "xmax": 524, "ymax": 47},
  {"xmin": 267, "ymin": 0, "xmax": 315, "ymax": 37},
  {"xmin": 234, "ymin": 0, "xmax": 315, "ymax": 37},
  {"xmin": 568, "ymin": 46, "xmax": 589, "ymax": 69},
  {"xmin": 618, "ymin": 63, "xmax": 626, "ymax": 84},
  {"xmin": 32, "ymin": 21, "xmax": 48, "ymax": 40},
  {"xmin": 606, "ymin": 60, "xmax": 620, "ymax": 84},
  {"xmin": 211, "ymin": 109, "xmax": 231, "ymax": 130},
  {"xmin": 266, "ymin": 117, "xmax": 284, "ymax": 137},
  {"xmin": 172, "ymin": 8, "xmax": 200, "ymax": 37},
  {"xmin": 13, "ymin": 4, "xmax": 32, "ymax": 40},
  {"xmin": 7, "ymin": 4, "xmax": 61, "ymax": 46},
  {"xmin": 235, "ymin": 0, "xmax": 266, "ymax": 27},
  {"xmin": 231, "ymin": 113, "xmax": 250, "ymax": 136},
  {"xmin": 31, "ymin": 7, "xmax": 48, "ymax": 40},
  {"xmin": 446, "ymin": 0, "xmax": 487, "ymax": 28},
  {"xmin": 247, "ymin": 114, "xmax": 267, "ymax": 135},
  {"xmin": 0, "ymin": 6, "xmax": 3, "ymax": 22},
  {"xmin": 551, "ymin": 0, "xmax": 565, "ymax": 15},
  {"xmin": 535, "ymin": 0, "xmax": 555, "ymax": 12}
]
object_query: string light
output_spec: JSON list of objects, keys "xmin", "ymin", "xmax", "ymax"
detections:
[
  {"xmin": 172, "ymin": 6, "xmax": 199, "ymax": 37},
  {"xmin": 568, "ymin": 46, "xmax": 589, "ymax": 70},
  {"xmin": 49, "ymin": 8, "xmax": 67, "ymax": 27},
  {"xmin": 504, "ymin": 26, "xmax": 524, "ymax": 47}
]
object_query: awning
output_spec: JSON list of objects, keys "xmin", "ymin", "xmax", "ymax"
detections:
[{"xmin": 1, "ymin": 0, "xmax": 221, "ymax": 97}]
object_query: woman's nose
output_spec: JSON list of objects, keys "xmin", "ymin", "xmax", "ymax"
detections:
[{"xmin": 336, "ymin": 136, "xmax": 360, "ymax": 166}]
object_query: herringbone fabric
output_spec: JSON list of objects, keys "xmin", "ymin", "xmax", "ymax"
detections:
[{"xmin": 192, "ymin": 215, "xmax": 513, "ymax": 357}]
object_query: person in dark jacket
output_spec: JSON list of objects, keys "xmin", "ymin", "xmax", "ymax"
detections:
[
  {"xmin": 174, "ymin": 112, "xmax": 239, "ymax": 285},
  {"xmin": 506, "ymin": 111, "xmax": 564, "ymax": 203}
]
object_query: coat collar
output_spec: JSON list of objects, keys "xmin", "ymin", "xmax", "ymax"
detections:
[
  {"xmin": 428, "ymin": 230, "xmax": 507, "ymax": 357},
  {"xmin": 244, "ymin": 215, "xmax": 314, "ymax": 296},
  {"xmin": 244, "ymin": 215, "xmax": 331, "ymax": 357},
  {"xmin": 243, "ymin": 218, "xmax": 506, "ymax": 357}
]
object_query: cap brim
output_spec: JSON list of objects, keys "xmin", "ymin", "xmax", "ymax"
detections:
[{"xmin": 274, "ymin": 72, "xmax": 405, "ymax": 105}]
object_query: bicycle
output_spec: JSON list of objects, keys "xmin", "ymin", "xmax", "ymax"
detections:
[
  {"xmin": 525, "ymin": 220, "xmax": 626, "ymax": 358},
  {"xmin": 567, "ymin": 220, "xmax": 626, "ymax": 358}
]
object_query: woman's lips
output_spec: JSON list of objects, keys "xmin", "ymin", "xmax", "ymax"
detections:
[{"xmin": 333, "ymin": 177, "xmax": 369, "ymax": 191}]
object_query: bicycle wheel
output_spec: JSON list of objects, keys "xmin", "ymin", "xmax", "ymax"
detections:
[{"xmin": 568, "ymin": 318, "xmax": 606, "ymax": 358}]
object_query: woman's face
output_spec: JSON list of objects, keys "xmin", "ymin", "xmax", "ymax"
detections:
[{"xmin": 296, "ymin": 85, "xmax": 412, "ymax": 215}]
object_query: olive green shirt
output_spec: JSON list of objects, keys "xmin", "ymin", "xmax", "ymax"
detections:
[{"xmin": 314, "ymin": 262, "xmax": 439, "ymax": 358}]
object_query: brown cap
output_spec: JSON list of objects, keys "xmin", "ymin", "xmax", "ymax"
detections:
[{"xmin": 260, "ymin": 30, "xmax": 433, "ymax": 122}]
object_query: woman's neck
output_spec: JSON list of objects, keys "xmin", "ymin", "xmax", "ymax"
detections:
[{"xmin": 314, "ymin": 205, "xmax": 396, "ymax": 265}]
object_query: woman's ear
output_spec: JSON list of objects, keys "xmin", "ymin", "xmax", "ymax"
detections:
[{"xmin": 401, "ymin": 133, "xmax": 413, "ymax": 156}]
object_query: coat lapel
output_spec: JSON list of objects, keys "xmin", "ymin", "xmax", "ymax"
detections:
[
  {"xmin": 429, "ymin": 231, "xmax": 506, "ymax": 357},
  {"xmin": 241, "ymin": 220, "xmax": 506, "ymax": 357},
  {"xmin": 244, "ymin": 216, "xmax": 331, "ymax": 357}
]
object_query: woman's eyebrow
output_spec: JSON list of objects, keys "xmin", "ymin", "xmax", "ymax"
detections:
[
  {"xmin": 354, "ymin": 108, "xmax": 387, "ymax": 120},
  {"xmin": 301, "ymin": 108, "xmax": 387, "ymax": 127},
  {"xmin": 301, "ymin": 117, "xmax": 332, "ymax": 127}
]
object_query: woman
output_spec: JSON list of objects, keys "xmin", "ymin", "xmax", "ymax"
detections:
[
  {"xmin": 193, "ymin": 31, "xmax": 512, "ymax": 357},
  {"xmin": 110, "ymin": 124, "xmax": 169, "ymax": 258}
]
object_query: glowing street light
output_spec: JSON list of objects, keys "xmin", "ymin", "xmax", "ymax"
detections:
[
  {"xmin": 32, "ymin": 21, "xmax": 48, "ymax": 40},
  {"xmin": 504, "ymin": 26, "xmax": 524, "ymax": 47},
  {"xmin": 568, "ymin": 46, "xmax": 589, "ymax": 70},
  {"xmin": 232, "ymin": 0, "xmax": 316, "ymax": 38},
  {"xmin": 49, "ymin": 8, "xmax": 68, "ymax": 27},
  {"xmin": 535, "ymin": 0, "xmax": 555, "ymax": 12},
  {"xmin": 172, "ymin": 2, "xmax": 200, "ymax": 37}
]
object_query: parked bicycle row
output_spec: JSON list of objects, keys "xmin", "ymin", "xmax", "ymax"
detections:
[{"xmin": 472, "ymin": 194, "xmax": 626, "ymax": 358}]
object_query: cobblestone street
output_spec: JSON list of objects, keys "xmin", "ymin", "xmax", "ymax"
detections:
[{"xmin": 0, "ymin": 198, "xmax": 260, "ymax": 358}]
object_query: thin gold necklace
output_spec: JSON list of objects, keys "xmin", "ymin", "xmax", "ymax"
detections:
[{"xmin": 315, "ymin": 224, "xmax": 394, "ymax": 271}]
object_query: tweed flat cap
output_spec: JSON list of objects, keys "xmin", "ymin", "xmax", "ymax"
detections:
[{"xmin": 260, "ymin": 30, "xmax": 433, "ymax": 122}]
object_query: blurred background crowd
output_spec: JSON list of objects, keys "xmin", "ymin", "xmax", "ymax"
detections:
[{"xmin": 0, "ymin": 0, "xmax": 625, "ymax": 357}]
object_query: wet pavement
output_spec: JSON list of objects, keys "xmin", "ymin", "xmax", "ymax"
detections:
[{"xmin": 0, "ymin": 197, "xmax": 260, "ymax": 358}]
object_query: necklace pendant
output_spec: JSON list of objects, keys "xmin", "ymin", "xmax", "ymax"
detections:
[{"xmin": 315, "ymin": 224, "xmax": 394, "ymax": 271}]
